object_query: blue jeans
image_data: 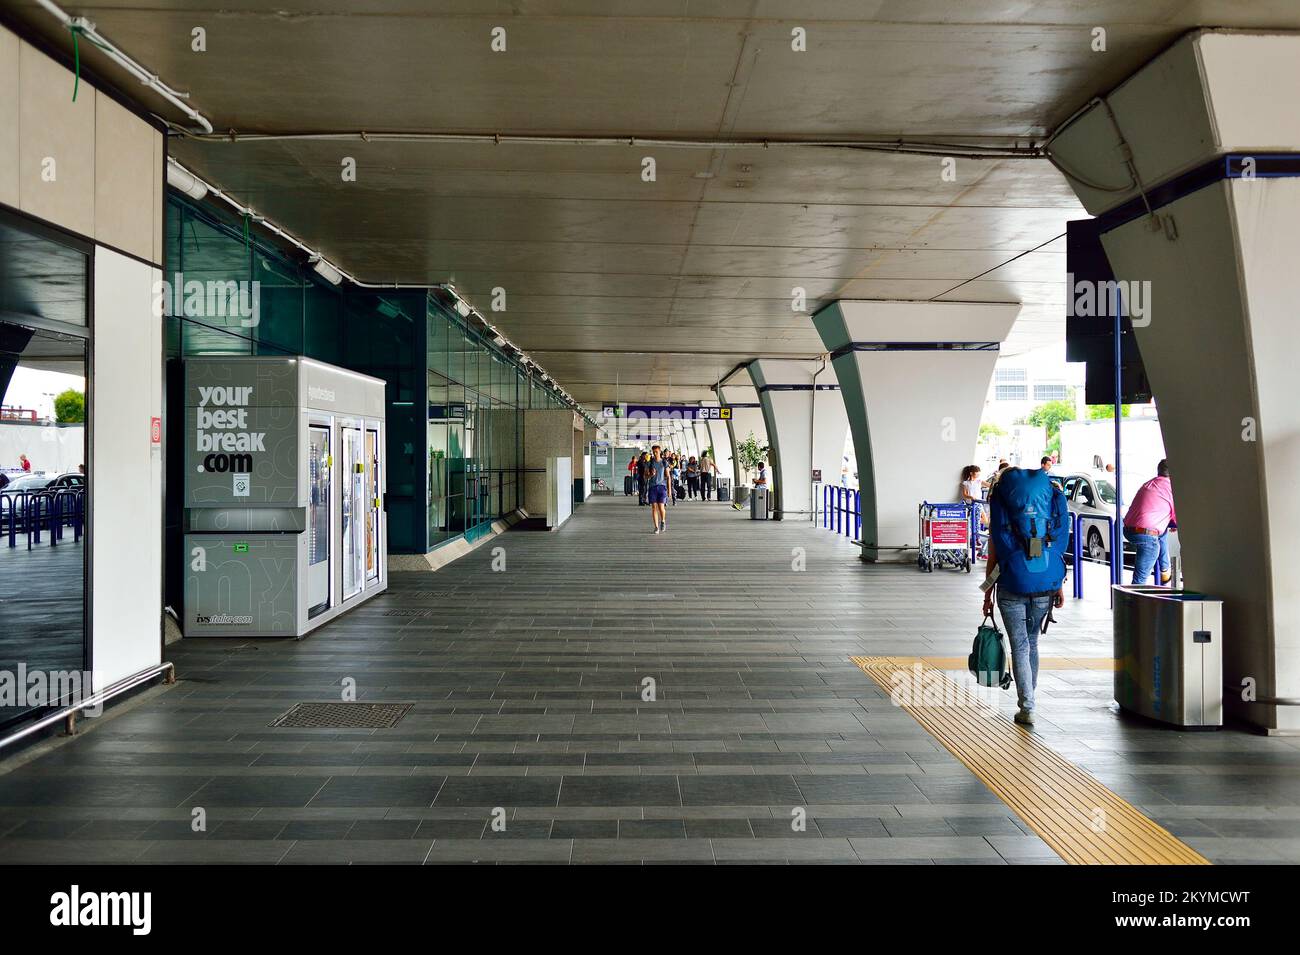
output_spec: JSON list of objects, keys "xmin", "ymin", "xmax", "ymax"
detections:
[
  {"xmin": 997, "ymin": 591, "xmax": 1053, "ymax": 712},
  {"xmin": 1125, "ymin": 528, "xmax": 1162, "ymax": 584}
]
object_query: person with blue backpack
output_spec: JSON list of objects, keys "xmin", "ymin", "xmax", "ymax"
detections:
[{"xmin": 980, "ymin": 466, "xmax": 1069, "ymax": 726}]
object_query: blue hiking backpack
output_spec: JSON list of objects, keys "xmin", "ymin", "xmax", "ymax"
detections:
[{"xmin": 990, "ymin": 468, "xmax": 1069, "ymax": 597}]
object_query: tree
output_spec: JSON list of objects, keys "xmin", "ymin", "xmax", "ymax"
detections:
[
  {"xmin": 54, "ymin": 389, "xmax": 85, "ymax": 424},
  {"xmin": 1026, "ymin": 400, "xmax": 1075, "ymax": 442},
  {"xmin": 1087, "ymin": 404, "xmax": 1131, "ymax": 419},
  {"xmin": 733, "ymin": 432, "xmax": 767, "ymax": 478},
  {"xmin": 978, "ymin": 423, "xmax": 1006, "ymax": 442}
]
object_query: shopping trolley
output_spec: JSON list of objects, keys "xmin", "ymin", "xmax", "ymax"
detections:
[{"xmin": 918, "ymin": 501, "xmax": 972, "ymax": 573}]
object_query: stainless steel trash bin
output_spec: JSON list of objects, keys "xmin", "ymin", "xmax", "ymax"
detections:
[
  {"xmin": 1113, "ymin": 586, "xmax": 1223, "ymax": 728},
  {"xmin": 750, "ymin": 486, "xmax": 770, "ymax": 520}
]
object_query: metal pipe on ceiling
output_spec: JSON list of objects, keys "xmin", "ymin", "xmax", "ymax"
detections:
[
  {"xmin": 168, "ymin": 125, "xmax": 1044, "ymax": 159},
  {"xmin": 32, "ymin": 0, "xmax": 214, "ymax": 134}
]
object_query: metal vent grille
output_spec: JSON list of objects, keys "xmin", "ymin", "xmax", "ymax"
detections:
[{"xmin": 269, "ymin": 702, "xmax": 413, "ymax": 729}]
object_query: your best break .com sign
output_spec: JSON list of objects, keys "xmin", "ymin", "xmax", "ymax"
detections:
[{"xmin": 195, "ymin": 386, "xmax": 266, "ymax": 463}]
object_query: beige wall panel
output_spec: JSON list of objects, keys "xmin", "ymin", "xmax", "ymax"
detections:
[
  {"xmin": 0, "ymin": 27, "xmax": 20, "ymax": 208},
  {"xmin": 153, "ymin": 128, "xmax": 164, "ymax": 263},
  {"xmin": 19, "ymin": 38, "xmax": 95, "ymax": 237},
  {"xmin": 94, "ymin": 92, "xmax": 158, "ymax": 262}
]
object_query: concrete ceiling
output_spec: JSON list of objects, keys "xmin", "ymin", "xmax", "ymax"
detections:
[{"xmin": 8, "ymin": 1, "xmax": 1300, "ymax": 406}]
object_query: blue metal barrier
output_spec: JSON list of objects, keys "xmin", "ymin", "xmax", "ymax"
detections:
[
  {"xmin": 819, "ymin": 485, "xmax": 861, "ymax": 541},
  {"xmin": 1069, "ymin": 512, "xmax": 1120, "ymax": 606}
]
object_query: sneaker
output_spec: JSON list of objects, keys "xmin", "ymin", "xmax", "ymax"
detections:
[
  {"xmin": 1014, "ymin": 708, "xmax": 1036, "ymax": 726},
  {"xmin": 653, "ymin": 527, "xmax": 661, "ymax": 535}
]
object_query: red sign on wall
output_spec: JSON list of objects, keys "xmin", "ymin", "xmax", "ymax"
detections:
[{"xmin": 150, "ymin": 416, "xmax": 162, "ymax": 444}]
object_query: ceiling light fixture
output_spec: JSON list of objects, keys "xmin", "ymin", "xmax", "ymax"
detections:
[{"xmin": 310, "ymin": 257, "xmax": 343, "ymax": 286}]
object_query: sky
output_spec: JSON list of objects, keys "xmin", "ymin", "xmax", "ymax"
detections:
[{"xmin": 3, "ymin": 367, "xmax": 86, "ymax": 420}]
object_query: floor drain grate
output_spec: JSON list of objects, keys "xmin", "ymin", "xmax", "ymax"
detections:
[
  {"xmin": 269, "ymin": 702, "xmax": 414, "ymax": 729},
  {"xmin": 383, "ymin": 609, "xmax": 434, "ymax": 618}
]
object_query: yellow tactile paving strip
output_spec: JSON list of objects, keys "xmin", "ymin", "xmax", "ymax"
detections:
[{"xmin": 851, "ymin": 656, "xmax": 1209, "ymax": 865}]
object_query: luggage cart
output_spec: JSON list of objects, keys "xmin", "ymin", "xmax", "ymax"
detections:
[{"xmin": 918, "ymin": 501, "xmax": 971, "ymax": 573}]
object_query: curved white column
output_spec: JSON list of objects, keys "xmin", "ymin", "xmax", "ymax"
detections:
[
  {"xmin": 1050, "ymin": 30, "xmax": 1300, "ymax": 732},
  {"xmin": 747, "ymin": 359, "xmax": 849, "ymax": 520},
  {"xmin": 813, "ymin": 300, "xmax": 1019, "ymax": 560}
]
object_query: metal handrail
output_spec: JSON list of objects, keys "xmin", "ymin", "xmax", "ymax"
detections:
[{"xmin": 0, "ymin": 661, "xmax": 176, "ymax": 755}]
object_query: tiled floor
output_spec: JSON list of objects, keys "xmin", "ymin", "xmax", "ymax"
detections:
[{"xmin": 2, "ymin": 494, "xmax": 1299, "ymax": 864}]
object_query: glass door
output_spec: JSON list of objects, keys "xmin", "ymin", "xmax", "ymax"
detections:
[
  {"xmin": 306, "ymin": 424, "xmax": 331, "ymax": 617},
  {"xmin": 341, "ymin": 425, "xmax": 364, "ymax": 600},
  {"xmin": 365, "ymin": 427, "xmax": 380, "ymax": 584}
]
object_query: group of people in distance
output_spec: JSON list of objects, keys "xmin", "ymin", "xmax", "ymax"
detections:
[{"xmin": 627, "ymin": 446, "xmax": 719, "ymax": 534}]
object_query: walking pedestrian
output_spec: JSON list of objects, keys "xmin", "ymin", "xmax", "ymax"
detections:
[
  {"xmin": 636, "ymin": 451, "xmax": 651, "ymax": 506},
  {"xmin": 700, "ymin": 451, "xmax": 717, "ymax": 500},
  {"xmin": 981, "ymin": 467, "xmax": 1069, "ymax": 726},
  {"xmin": 686, "ymin": 456, "xmax": 700, "ymax": 499},
  {"xmin": 647, "ymin": 445, "xmax": 670, "ymax": 533}
]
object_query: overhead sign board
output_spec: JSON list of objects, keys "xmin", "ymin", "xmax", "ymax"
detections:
[{"xmin": 602, "ymin": 405, "xmax": 731, "ymax": 420}]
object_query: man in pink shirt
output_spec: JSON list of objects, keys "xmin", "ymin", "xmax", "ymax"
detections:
[{"xmin": 1123, "ymin": 459, "xmax": 1176, "ymax": 584}]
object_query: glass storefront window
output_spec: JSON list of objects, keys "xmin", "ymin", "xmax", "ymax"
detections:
[
  {"xmin": 0, "ymin": 213, "xmax": 91, "ymax": 726},
  {"xmin": 424, "ymin": 299, "xmax": 530, "ymax": 545}
]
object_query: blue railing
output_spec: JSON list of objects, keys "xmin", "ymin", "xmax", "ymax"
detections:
[
  {"xmin": 1070, "ymin": 512, "xmax": 1122, "ymax": 601},
  {"xmin": 0, "ymin": 488, "xmax": 84, "ymax": 549},
  {"xmin": 821, "ymin": 485, "xmax": 861, "ymax": 540}
]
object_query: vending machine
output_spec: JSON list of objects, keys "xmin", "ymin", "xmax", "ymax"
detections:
[{"xmin": 182, "ymin": 356, "xmax": 387, "ymax": 637}]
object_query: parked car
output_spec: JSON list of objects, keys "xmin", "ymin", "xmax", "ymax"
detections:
[
  {"xmin": 2, "ymin": 473, "xmax": 55, "ymax": 492},
  {"xmin": 1, "ymin": 472, "xmax": 83, "ymax": 492},
  {"xmin": 1059, "ymin": 472, "xmax": 1135, "ymax": 565}
]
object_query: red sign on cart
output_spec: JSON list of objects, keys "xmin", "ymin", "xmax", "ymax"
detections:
[
  {"xmin": 150, "ymin": 416, "xmax": 162, "ymax": 444},
  {"xmin": 928, "ymin": 520, "xmax": 968, "ymax": 545}
]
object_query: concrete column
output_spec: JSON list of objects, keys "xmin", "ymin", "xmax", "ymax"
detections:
[
  {"xmin": 747, "ymin": 359, "xmax": 848, "ymax": 520},
  {"xmin": 701, "ymin": 401, "xmax": 734, "ymax": 488},
  {"xmin": 1049, "ymin": 30, "xmax": 1300, "ymax": 732},
  {"xmin": 717, "ymin": 382, "xmax": 768, "ymax": 489},
  {"xmin": 813, "ymin": 300, "xmax": 1019, "ymax": 561}
]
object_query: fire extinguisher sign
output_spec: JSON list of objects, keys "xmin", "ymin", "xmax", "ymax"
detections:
[{"xmin": 151, "ymin": 416, "xmax": 162, "ymax": 445}]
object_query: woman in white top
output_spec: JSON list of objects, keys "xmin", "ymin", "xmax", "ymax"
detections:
[{"xmin": 960, "ymin": 465, "xmax": 987, "ymax": 527}]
